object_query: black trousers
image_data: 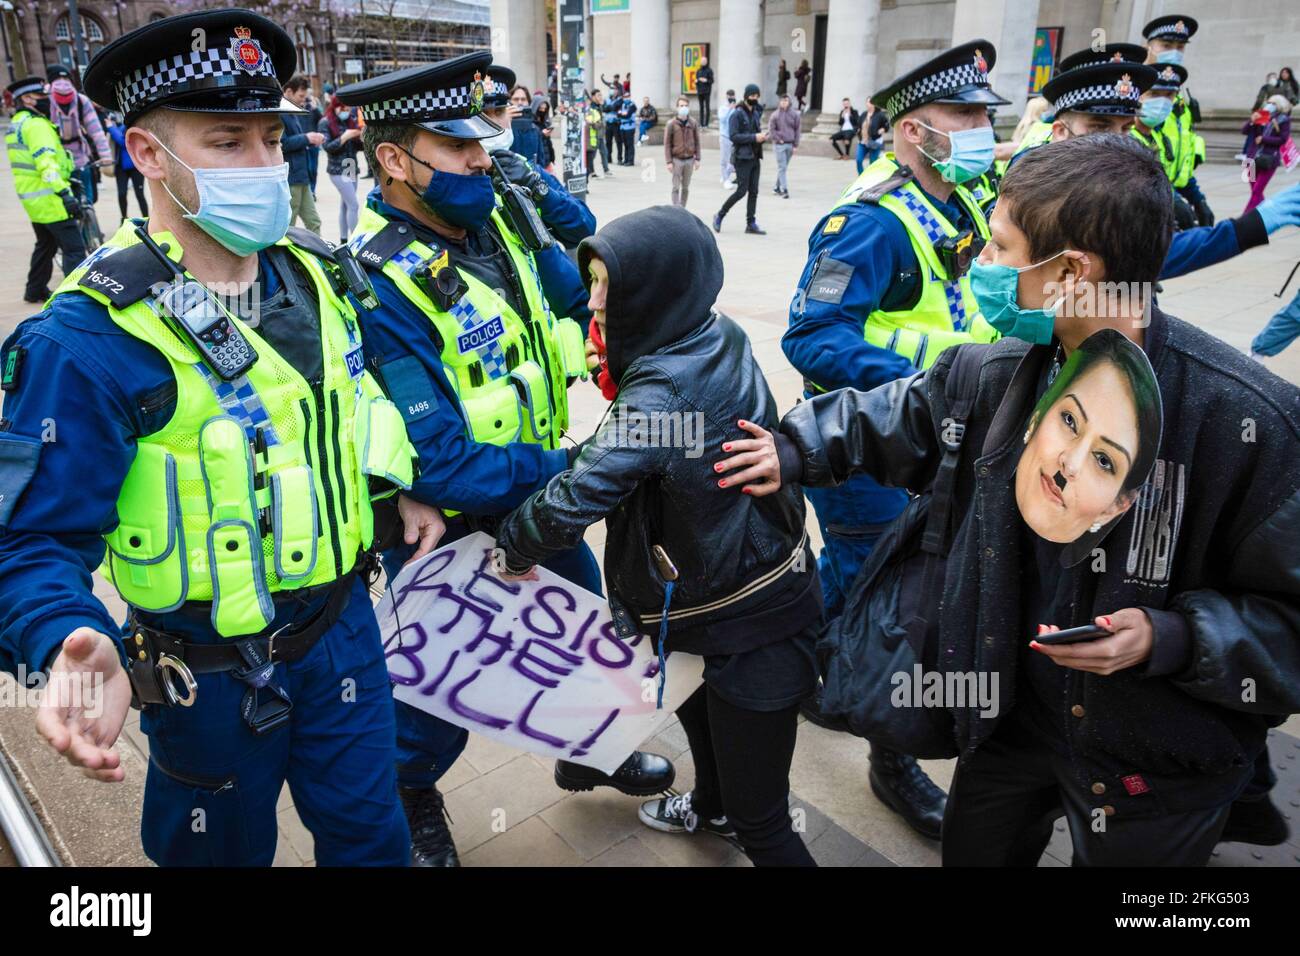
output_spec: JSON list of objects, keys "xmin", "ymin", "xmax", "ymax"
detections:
[
  {"xmin": 698, "ymin": 89, "xmax": 712, "ymax": 128},
  {"xmin": 942, "ymin": 722, "xmax": 1232, "ymax": 867},
  {"xmin": 612, "ymin": 124, "xmax": 625, "ymax": 164},
  {"xmin": 830, "ymin": 130, "xmax": 856, "ymax": 156},
  {"xmin": 26, "ymin": 219, "xmax": 87, "ymax": 300},
  {"xmin": 620, "ymin": 127, "xmax": 636, "ymax": 165},
  {"xmin": 115, "ymin": 167, "xmax": 148, "ymax": 219},
  {"xmin": 677, "ymin": 682, "xmax": 815, "ymax": 866},
  {"xmin": 718, "ymin": 157, "xmax": 761, "ymax": 224}
]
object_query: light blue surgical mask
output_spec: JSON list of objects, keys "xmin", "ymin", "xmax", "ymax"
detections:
[
  {"xmin": 1155, "ymin": 50, "xmax": 1184, "ymax": 66},
  {"xmin": 480, "ymin": 124, "xmax": 514, "ymax": 153},
  {"xmin": 969, "ymin": 251, "xmax": 1072, "ymax": 345},
  {"xmin": 916, "ymin": 120, "xmax": 995, "ymax": 184},
  {"xmin": 152, "ymin": 135, "xmax": 291, "ymax": 257},
  {"xmin": 1139, "ymin": 96, "xmax": 1174, "ymax": 127}
]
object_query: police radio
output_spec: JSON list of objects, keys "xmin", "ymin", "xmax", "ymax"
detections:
[
  {"xmin": 133, "ymin": 225, "xmax": 258, "ymax": 381},
  {"xmin": 333, "ymin": 243, "xmax": 380, "ymax": 311},
  {"xmin": 489, "ymin": 155, "xmax": 554, "ymax": 253}
]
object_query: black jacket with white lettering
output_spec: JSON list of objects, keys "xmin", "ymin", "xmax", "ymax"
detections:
[
  {"xmin": 495, "ymin": 205, "xmax": 820, "ymax": 656},
  {"xmin": 779, "ymin": 308, "xmax": 1300, "ymax": 813}
]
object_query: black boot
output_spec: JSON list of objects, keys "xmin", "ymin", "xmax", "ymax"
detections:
[
  {"xmin": 554, "ymin": 751, "xmax": 675, "ymax": 796},
  {"xmin": 868, "ymin": 745, "xmax": 946, "ymax": 840},
  {"xmin": 1219, "ymin": 794, "xmax": 1290, "ymax": 846},
  {"xmin": 399, "ymin": 785, "xmax": 460, "ymax": 867}
]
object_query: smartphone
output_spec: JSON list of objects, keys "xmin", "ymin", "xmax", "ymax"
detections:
[{"xmin": 1034, "ymin": 623, "xmax": 1111, "ymax": 645}]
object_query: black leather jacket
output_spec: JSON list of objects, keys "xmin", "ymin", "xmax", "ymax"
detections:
[
  {"xmin": 496, "ymin": 205, "xmax": 819, "ymax": 656},
  {"xmin": 779, "ymin": 313, "xmax": 1300, "ymax": 811}
]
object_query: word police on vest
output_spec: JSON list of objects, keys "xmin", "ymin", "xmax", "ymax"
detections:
[{"xmin": 49, "ymin": 887, "xmax": 152, "ymax": 936}]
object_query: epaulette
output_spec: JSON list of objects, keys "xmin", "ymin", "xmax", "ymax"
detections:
[
  {"xmin": 75, "ymin": 243, "xmax": 174, "ymax": 309},
  {"xmin": 353, "ymin": 220, "xmax": 423, "ymax": 271},
  {"xmin": 855, "ymin": 165, "xmax": 916, "ymax": 204},
  {"xmin": 285, "ymin": 225, "xmax": 338, "ymax": 262}
]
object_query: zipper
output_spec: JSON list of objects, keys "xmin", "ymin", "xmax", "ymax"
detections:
[
  {"xmin": 329, "ymin": 389, "xmax": 349, "ymax": 524},
  {"xmin": 151, "ymin": 757, "xmax": 236, "ymax": 793},
  {"xmin": 494, "ymin": 229, "xmax": 559, "ymax": 418},
  {"xmin": 310, "ymin": 382, "xmax": 343, "ymax": 578}
]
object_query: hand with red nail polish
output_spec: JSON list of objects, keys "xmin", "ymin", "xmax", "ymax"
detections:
[{"xmin": 1029, "ymin": 609, "xmax": 1153, "ymax": 675}]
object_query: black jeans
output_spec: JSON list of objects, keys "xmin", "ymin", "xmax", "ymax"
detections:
[
  {"xmin": 698, "ymin": 89, "xmax": 712, "ymax": 128},
  {"xmin": 942, "ymin": 719, "xmax": 1232, "ymax": 866},
  {"xmin": 116, "ymin": 167, "xmax": 148, "ymax": 219},
  {"xmin": 26, "ymin": 218, "xmax": 87, "ymax": 300},
  {"xmin": 620, "ymin": 127, "xmax": 636, "ymax": 165},
  {"xmin": 718, "ymin": 157, "xmax": 761, "ymax": 224},
  {"xmin": 612, "ymin": 124, "xmax": 625, "ymax": 164},
  {"xmin": 830, "ymin": 130, "xmax": 855, "ymax": 156},
  {"xmin": 677, "ymin": 687, "xmax": 814, "ymax": 866}
]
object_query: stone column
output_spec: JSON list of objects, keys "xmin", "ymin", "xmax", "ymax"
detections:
[
  {"xmin": 951, "ymin": 0, "xmax": 1040, "ymax": 119},
  {"xmin": 490, "ymin": 0, "xmax": 543, "ymax": 88},
  {"xmin": 812, "ymin": 0, "xmax": 881, "ymax": 136},
  {"xmin": 630, "ymin": 0, "xmax": 671, "ymax": 115},
  {"xmin": 717, "ymin": 0, "xmax": 763, "ymax": 125}
]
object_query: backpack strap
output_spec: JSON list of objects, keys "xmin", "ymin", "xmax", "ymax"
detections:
[{"xmin": 920, "ymin": 344, "xmax": 986, "ymax": 555}]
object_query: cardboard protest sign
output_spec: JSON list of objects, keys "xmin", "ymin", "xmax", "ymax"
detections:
[{"xmin": 377, "ymin": 532, "xmax": 703, "ymax": 774}]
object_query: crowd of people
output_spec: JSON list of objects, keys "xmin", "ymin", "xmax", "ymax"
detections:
[{"xmin": 1, "ymin": 8, "xmax": 1298, "ymax": 873}]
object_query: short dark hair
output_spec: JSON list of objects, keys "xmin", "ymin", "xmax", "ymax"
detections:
[
  {"xmin": 283, "ymin": 74, "xmax": 310, "ymax": 93},
  {"xmin": 998, "ymin": 133, "xmax": 1173, "ymax": 287},
  {"xmin": 361, "ymin": 120, "xmax": 419, "ymax": 183}
]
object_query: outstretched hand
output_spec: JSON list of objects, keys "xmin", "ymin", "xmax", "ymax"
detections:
[{"xmin": 713, "ymin": 419, "xmax": 783, "ymax": 497}]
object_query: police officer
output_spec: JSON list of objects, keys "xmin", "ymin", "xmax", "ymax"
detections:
[
  {"xmin": 1131, "ymin": 64, "xmax": 1198, "ymax": 228},
  {"xmin": 1006, "ymin": 48, "xmax": 1300, "ymax": 282},
  {"xmin": 782, "ymin": 40, "xmax": 1007, "ymax": 839},
  {"xmin": 1142, "ymin": 15, "xmax": 1211, "ymax": 225},
  {"xmin": 6, "ymin": 76, "xmax": 87, "ymax": 303},
  {"xmin": 0, "ymin": 10, "xmax": 439, "ymax": 866},
  {"xmin": 335, "ymin": 53, "xmax": 673, "ymax": 867},
  {"xmin": 478, "ymin": 64, "xmax": 595, "ymax": 251}
]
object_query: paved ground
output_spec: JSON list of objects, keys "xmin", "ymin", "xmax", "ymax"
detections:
[{"xmin": 0, "ymin": 140, "xmax": 1298, "ymax": 867}]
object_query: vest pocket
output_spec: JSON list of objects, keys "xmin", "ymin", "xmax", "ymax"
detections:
[
  {"xmin": 271, "ymin": 465, "xmax": 318, "ymax": 582},
  {"xmin": 459, "ymin": 379, "xmax": 522, "ymax": 446},
  {"xmin": 207, "ymin": 519, "xmax": 274, "ymax": 637},
  {"xmin": 105, "ymin": 444, "xmax": 187, "ymax": 612},
  {"xmin": 553, "ymin": 317, "xmax": 588, "ymax": 381},
  {"xmin": 510, "ymin": 360, "xmax": 553, "ymax": 444},
  {"xmin": 357, "ymin": 396, "xmax": 415, "ymax": 490}
]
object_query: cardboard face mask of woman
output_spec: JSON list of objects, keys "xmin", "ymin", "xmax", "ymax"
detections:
[{"xmin": 1015, "ymin": 329, "xmax": 1162, "ymax": 549}]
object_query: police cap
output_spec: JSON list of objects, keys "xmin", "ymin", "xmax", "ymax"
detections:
[
  {"xmin": 1042, "ymin": 62, "xmax": 1158, "ymax": 116},
  {"xmin": 872, "ymin": 40, "xmax": 1009, "ymax": 124},
  {"xmin": 335, "ymin": 51, "xmax": 501, "ymax": 140}
]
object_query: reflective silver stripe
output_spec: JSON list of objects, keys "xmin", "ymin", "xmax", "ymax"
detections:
[
  {"xmin": 9, "ymin": 162, "xmax": 36, "ymax": 170},
  {"xmin": 17, "ymin": 189, "xmax": 54, "ymax": 199}
]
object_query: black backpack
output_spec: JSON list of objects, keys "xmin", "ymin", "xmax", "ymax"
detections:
[{"xmin": 816, "ymin": 345, "xmax": 987, "ymax": 758}]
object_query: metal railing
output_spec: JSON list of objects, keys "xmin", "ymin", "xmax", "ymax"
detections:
[{"xmin": 0, "ymin": 751, "xmax": 60, "ymax": 867}]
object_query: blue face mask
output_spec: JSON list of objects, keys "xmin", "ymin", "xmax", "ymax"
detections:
[
  {"xmin": 402, "ymin": 146, "xmax": 497, "ymax": 231},
  {"xmin": 916, "ymin": 121, "xmax": 995, "ymax": 184},
  {"xmin": 153, "ymin": 135, "xmax": 291, "ymax": 257},
  {"xmin": 969, "ymin": 252, "xmax": 1071, "ymax": 345},
  {"xmin": 1138, "ymin": 96, "xmax": 1173, "ymax": 127},
  {"xmin": 1155, "ymin": 49, "xmax": 1184, "ymax": 65}
]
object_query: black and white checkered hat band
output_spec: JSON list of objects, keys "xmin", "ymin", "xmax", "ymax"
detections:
[
  {"xmin": 116, "ymin": 46, "xmax": 278, "ymax": 116},
  {"xmin": 886, "ymin": 62, "xmax": 989, "ymax": 118},
  {"xmin": 10, "ymin": 79, "xmax": 44, "ymax": 98},
  {"xmin": 490, "ymin": 80, "xmax": 508, "ymax": 97},
  {"xmin": 361, "ymin": 86, "xmax": 477, "ymax": 121},
  {"xmin": 1053, "ymin": 83, "xmax": 1140, "ymax": 113}
]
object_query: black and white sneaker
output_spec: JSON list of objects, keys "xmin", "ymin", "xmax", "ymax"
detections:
[{"xmin": 638, "ymin": 791, "xmax": 735, "ymax": 838}]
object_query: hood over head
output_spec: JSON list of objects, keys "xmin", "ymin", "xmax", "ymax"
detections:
[{"xmin": 577, "ymin": 205, "xmax": 724, "ymax": 382}]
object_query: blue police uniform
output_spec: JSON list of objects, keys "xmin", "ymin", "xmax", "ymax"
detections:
[
  {"xmin": 0, "ymin": 245, "xmax": 409, "ymax": 867},
  {"xmin": 353, "ymin": 190, "xmax": 601, "ymax": 788},
  {"xmin": 0, "ymin": 10, "xmax": 415, "ymax": 867},
  {"xmin": 533, "ymin": 165, "xmax": 596, "ymax": 248},
  {"xmin": 783, "ymin": 188, "xmax": 973, "ymax": 611}
]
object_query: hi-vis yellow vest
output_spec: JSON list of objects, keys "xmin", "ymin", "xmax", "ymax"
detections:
[
  {"xmin": 814, "ymin": 155, "xmax": 998, "ymax": 387},
  {"xmin": 5, "ymin": 110, "xmax": 75, "ymax": 224},
  {"xmin": 348, "ymin": 206, "xmax": 587, "ymax": 461},
  {"xmin": 51, "ymin": 222, "xmax": 415, "ymax": 637}
]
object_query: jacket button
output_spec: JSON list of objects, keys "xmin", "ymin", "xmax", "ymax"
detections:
[
  {"xmin": 979, "ymin": 466, "xmax": 990, "ymax": 477},
  {"xmin": 984, "ymin": 547, "xmax": 994, "ymax": 558},
  {"xmin": 1071, "ymin": 704, "xmax": 1085, "ymax": 718},
  {"xmin": 1091, "ymin": 782, "xmax": 1106, "ymax": 795},
  {"xmin": 1102, "ymin": 805, "xmax": 1116, "ymax": 816},
  {"xmin": 983, "ymin": 635, "xmax": 994, "ymax": 647},
  {"xmin": 397, "ymin": 225, "xmax": 408, "ymax": 235}
]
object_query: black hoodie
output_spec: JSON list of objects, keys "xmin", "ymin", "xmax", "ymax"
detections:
[{"xmin": 497, "ymin": 205, "xmax": 821, "ymax": 656}]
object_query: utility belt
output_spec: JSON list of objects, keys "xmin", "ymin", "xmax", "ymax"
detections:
[{"xmin": 125, "ymin": 551, "xmax": 379, "ymax": 734}]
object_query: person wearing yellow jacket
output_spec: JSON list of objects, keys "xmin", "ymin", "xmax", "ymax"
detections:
[{"xmin": 6, "ymin": 76, "xmax": 86, "ymax": 303}]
